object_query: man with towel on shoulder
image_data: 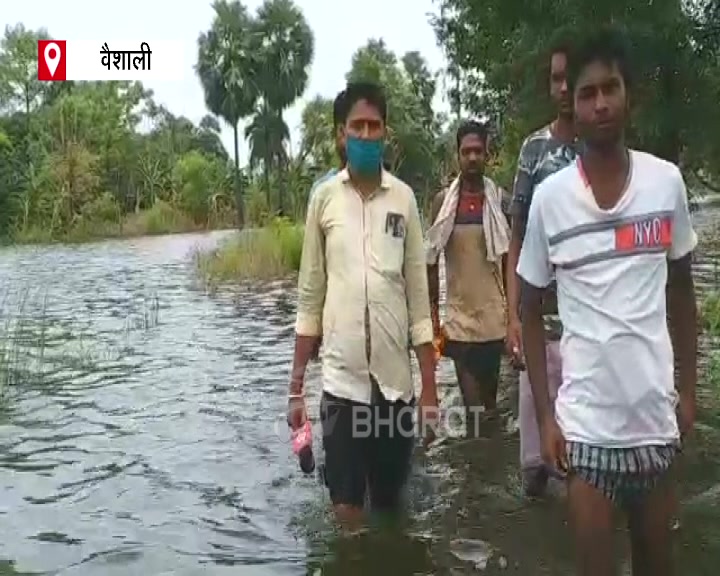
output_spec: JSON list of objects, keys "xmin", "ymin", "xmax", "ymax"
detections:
[{"xmin": 426, "ymin": 120, "xmax": 512, "ymax": 437}]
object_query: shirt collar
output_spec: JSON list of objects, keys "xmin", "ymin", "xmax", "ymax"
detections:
[{"xmin": 340, "ymin": 167, "xmax": 391, "ymax": 190}]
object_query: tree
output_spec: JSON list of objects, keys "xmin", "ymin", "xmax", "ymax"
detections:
[
  {"xmin": 347, "ymin": 40, "xmax": 443, "ymax": 207},
  {"xmin": 250, "ymin": 0, "xmax": 314, "ymax": 213},
  {"xmin": 196, "ymin": 0, "xmax": 258, "ymax": 227},
  {"xmin": 0, "ymin": 22, "xmax": 237, "ymax": 242},
  {"xmin": 0, "ymin": 24, "xmax": 48, "ymax": 120},
  {"xmin": 196, "ymin": 0, "xmax": 314, "ymax": 221},
  {"xmin": 432, "ymin": 0, "xmax": 720, "ymax": 186},
  {"xmin": 298, "ymin": 95, "xmax": 335, "ymax": 171},
  {"xmin": 0, "ymin": 16, "xmax": 453, "ymax": 243}
]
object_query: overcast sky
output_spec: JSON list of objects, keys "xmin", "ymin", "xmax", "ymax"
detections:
[{"xmin": 6, "ymin": 0, "xmax": 449, "ymax": 164}]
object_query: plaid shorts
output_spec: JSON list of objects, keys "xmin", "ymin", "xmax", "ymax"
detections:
[{"xmin": 566, "ymin": 441, "xmax": 679, "ymax": 506}]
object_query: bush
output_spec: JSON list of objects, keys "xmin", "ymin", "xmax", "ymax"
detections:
[
  {"xmin": 124, "ymin": 200, "xmax": 195, "ymax": 236},
  {"xmin": 701, "ymin": 291, "xmax": 720, "ymax": 399},
  {"xmin": 707, "ymin": 352, "xmax": 720, "ymax": 390},
  {"xmin": 195, "ymin": 217, "xmax": 304, "ymax": 283},
  {"xmin": 173, "ymin": 151, "xmax": 231, "ymax": 224},
  {"xmin": 80, "ymin": 191, "xmax": 122, "ymax": 223},
  {"xmin": 702, "ymin": 292, "xmax": 720, "ymax": 337},
  {"xmin": 244, "ymin": 182, "xmax": 273, "ymax": 227}
]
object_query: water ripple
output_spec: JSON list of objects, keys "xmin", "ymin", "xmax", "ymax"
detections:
[{"xmin": 0, "ymin": 220, "xmax": 719, "ymax": 574}]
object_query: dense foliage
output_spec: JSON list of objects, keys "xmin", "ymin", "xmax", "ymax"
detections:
[
  {"xmin": 432, "ymin": 0, "xmax": 720, "ymax": 189},
  {"xmin": 0, "ymin": 24, "xmax": 236, "ymax": 243},
  {"xmin": 1, "ymin": 0, "xmax": 719, "ymax": 244}
]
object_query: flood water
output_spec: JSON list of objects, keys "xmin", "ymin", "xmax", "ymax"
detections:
[{"xmin": 0, "ymin": 209, "xmax": 719, "ymax": 575}]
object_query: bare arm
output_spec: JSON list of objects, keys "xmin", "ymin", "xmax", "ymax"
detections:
[
  {"xmin": 668, "ymin": 254, "xmax": 696, "ymax": 400},
  {"xmin": 516, "ymin": 187, "xmax": 554, "ymax": 424},
  {"xmin": 507, "ymin": 141, "xmax": 535, "ymax": 324},
  {"xmin": 522, "ymin": 281, "xmax": 551, "ymax": 421},
  {"xmin": 667, "ymin": 168, "xmax": 699, "ymax": 408},
  {"xmin": 499, "ymin": 185, "xmax": 512, "ymax": 296},
  {"xmin": 290, "ymin": 190, "xmax": 326, "ymax": 395},
  {"xmin": 506, "ymin": 215, "xmax": 525, "ymax": 324}
]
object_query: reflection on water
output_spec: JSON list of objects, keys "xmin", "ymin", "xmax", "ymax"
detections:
[{"xmin": 0, "ymin": 213, "xmax": 718, "ymax": 574}]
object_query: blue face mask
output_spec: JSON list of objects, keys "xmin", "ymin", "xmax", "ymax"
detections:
[{"xmin": 345, "ymin": 136, "xmax": 384, "ymax": 176}]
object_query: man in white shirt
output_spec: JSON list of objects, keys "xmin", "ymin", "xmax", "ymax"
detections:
[
  {"xmin": 306, "ymin": 90, "xmax": 348, "ymax": 362},
  {"xmin": 517, "ymin": 27, "xmax": 697, "ymax": 575},
  {"xmin": 288, "ymin": 82, "xmax": 438, "ymax": 527}
]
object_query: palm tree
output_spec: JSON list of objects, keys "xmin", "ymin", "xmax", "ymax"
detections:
[
  {"xmin": 298, "ymin": 95, "xmax": 335, "ymax": 171},
  {"xmin": 249, "ymin": 0, "xmax": 314, "ymax": 214},
  {"xmin": 196, "ymin": 0, "xmax": 258, "ymax": 228},
  {"xmin": 244, "ymin": 105, "xmax": 289, "ymax": 204}
]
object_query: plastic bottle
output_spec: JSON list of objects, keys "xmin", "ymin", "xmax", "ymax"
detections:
[{"xmin": 291, "ymin": 420, "xmax": 315, "ymax": 474}]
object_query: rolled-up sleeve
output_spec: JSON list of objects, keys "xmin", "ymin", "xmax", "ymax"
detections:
[
  {"xmin": 403, "ymin": 191, "xmax": 434, "ymax": 346},
  {"xmin": 295, "ymin": 190, "xmax": 326, "ymax": 336}
]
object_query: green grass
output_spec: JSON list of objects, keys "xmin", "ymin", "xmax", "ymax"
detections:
[
  {"xmin": 702, "ymin": 291, "xmax": 720, "ymax": 336},
  {"xmin": 195, "ymin": 217, "xmax": 304, "ymax": 284},
  {"xmin": 12, "ymin": 201, "xmax": 206, "ymax": 245},
  {"xmin": 701, "ymin": 291, "xmax": 720, "ymax": 400}
]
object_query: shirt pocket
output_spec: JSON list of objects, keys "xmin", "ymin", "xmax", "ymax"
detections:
[{"xmin": 372, "ymin": 210, "xmax": 406, "ymax": 277}]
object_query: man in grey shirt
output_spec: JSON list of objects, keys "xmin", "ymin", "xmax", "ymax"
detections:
[{"xmin": 505, "ymin": 30, "xmax": 580, "ymax": 498}]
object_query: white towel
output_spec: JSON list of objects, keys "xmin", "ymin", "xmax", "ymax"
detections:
[{"xmin": 425, "ymin": 175, "xmax": 510, "ymax": 265}]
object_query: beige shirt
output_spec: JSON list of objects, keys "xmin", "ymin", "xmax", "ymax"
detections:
[
  {"xmin": 444, "ymin": 219, "xmax": 507, "ymax": 343},
  {"xmin": 436, "ymin": 187, "xmax": 507, "ymax": 343},
  {"xmin": 295, "ymin": 169, "xmax": 433, "ymax": 405}
]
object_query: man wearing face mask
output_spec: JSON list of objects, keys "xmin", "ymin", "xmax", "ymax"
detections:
[
  {"xmin": 426, "ymin": 120, "xmax": 511, "ymax": 436},
  {"xmin": 288, "ymin": 82, "xmax": 438, "ymax": 527}
]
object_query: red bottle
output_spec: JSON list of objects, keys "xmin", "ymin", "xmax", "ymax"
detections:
[{"xmin": 291, "ymin": 420, "xmax": 315, "ymax": 474}]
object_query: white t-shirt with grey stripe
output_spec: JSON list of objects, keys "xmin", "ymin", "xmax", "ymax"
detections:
[{"xmin": 517, "ymin": 150, "xmax": 697, "ymax": 448}]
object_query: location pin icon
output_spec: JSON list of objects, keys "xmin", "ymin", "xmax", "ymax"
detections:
[{"xmin": 44, "ymin": 42, "xmax": 61, "ymax": 77}]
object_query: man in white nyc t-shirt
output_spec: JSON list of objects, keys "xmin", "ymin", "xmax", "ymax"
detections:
[{"xmin": 517, "ymin": 27, "xmax": 697, "ymax": 576}]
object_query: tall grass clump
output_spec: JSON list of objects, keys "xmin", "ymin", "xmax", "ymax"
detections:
[
  {"xmin": 0, "ymin": 288, "xmax": 49, "ymax": 391},
  {"xmin": 122, "ymin": 200, "xmax": 197, "ymax": 237},
  {"xmin": 195, "ymin": 217, "xmax": 304, "ymax": 284}
]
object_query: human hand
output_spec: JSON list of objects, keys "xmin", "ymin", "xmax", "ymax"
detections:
[
  {"xmin": 540, "ymin": 416, "xmax": 567, "ymax": 475},
  {"xmin": 506, "ymin": 317, "xmax": 525, "ymax": 369},
  {"xmin": 417, "ymin": 386, "xmax": 440, "ymax": 448},
  {"xmin": 678, "ymin": 392, "xmax": 696, "ymax": 439}
]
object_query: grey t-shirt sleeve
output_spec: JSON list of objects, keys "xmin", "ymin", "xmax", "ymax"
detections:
[{"xmin": 511, "ymin": 136, "xmax": 541, "ymax": 230}]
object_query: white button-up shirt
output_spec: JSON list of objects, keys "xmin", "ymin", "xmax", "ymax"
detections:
[{"xmin": 295, "ymin": 168, "xmax": 433, "ymax": 404}]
